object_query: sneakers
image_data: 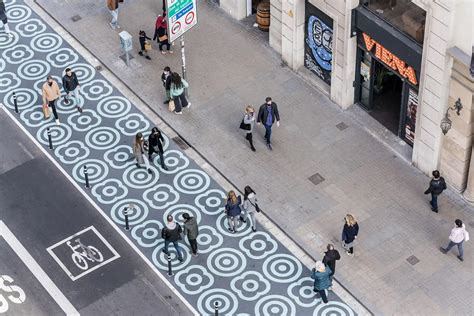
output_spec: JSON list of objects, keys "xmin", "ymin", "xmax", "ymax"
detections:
[
  {"xmin": 239, "ymin": 216, "xmax": 246, "ymax": 223},
  {"xmin": 174, "ymin": 111, "xmax": 182, "ymax": 115},
  {"xmin": 64, "ymin": 96, "xmax": 69, "ymax": 105},
  {"xmin": 267, "ymin": 143, "xmax": 273, "ymax": 151},
  {"xmin": 345, "ymin": 251, "xmax": 354, "ymax": 257},
  {"xmin": 55, "ymin": 119, "xmax": 60, "ymax": 125},
  {"xmin": 169, "ymin": 50, "xmax": 174, "ymax": 54},
  {"xmin": 457, "ymin": 255, "xmax": 464, "ymax": 262},
  {"xmin": 186, "ymin": 102, "xmax": 191, "ymax": 108},
  {"xmin": 228, "ymin": 228, "xmax": 234, "ymax": 233},
  {"xmin": 192, "ymin": 253, "xmax": 199, "ymax": 257},
  {"xmin": 161, "ymin": 51, "xmax": 167, "ymax": 55},
  {"xmin": 252, "ymin": 227, "xmax": 257, "ymax": 233},
  {"xmin": 147, "ymin": 169, "xmax": 153, "ymax": 174},
  {"xmin": 251, "ymin": 146, "xmax": 256, "ymax": 152},
  {"xmin": 77, "ymin": 106, "xmax": 83, "ymax": 113},
  {"xmin": 439, "ymin": 247, "xmax": 448, "ymax": 254},
  {"xmin": 431, "ymin": 208, "xmax": 438, "ymax": 213},
  {"xmin": 145, "ymin": 56, "xmax": 151, "ymax": 60},
  {"xmin": 138, "ymin": 51, "xmax": 143, "ymax": 56},
  {"xmin": 135, "ymin": 163, "xmax": 140, "ymax": 168}
]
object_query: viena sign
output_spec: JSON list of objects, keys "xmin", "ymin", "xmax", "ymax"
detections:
[
  {"xmin": 362, "ymin": 33, "xmax": 418, "ymax": 86},
  {"xmin": 166, "ymin": 0, "xmax": 198, "ymax": 43}
]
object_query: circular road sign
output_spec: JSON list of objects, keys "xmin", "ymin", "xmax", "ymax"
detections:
[
  {"xmin": 185, "ymin": 11, "xmax": 195, "ymax": 25},
  {"xmin": 172, "ymin": 21, "xmax": 181, "ymax": 34}
]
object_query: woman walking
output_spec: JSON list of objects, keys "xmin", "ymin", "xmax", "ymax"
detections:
[
  {"xmin": 241, "ymin": 106, "xmax": 256, "ymax": 151},
  {"xmin": 311, "ymin": 261, "xmax": 332, "ymax": 304},
  {"xmin": 0, "ymin": 0, "xmax": 12, "ymax": 37},
  {"xmin": 341, "ymin": 214, "xmax": 359, "ymax": 257},
  {"xmin": 170, "ymin": 72, "xmax": 190, "ymax": 115},
  {"xmin": 440, "ymin": 219, "xmax": 469, "ymax": 262},
  {"xmin": 138, "ymin": 30, "xmax": 151, "ymax": 60},
  {"xmin": 133, "ymin": 132, "xmax": 152, "ymax": 174},
  {"xmin": 240, "ymin": 186, "xmax": 258, "ymax": 232},
  {"xmin": 224, "ymin": 190, "xmax": 242, "ymax": 233},
  {"xmin": 153, "ymin": 11, "xmax": 173, "ymax": 55},
  {"xmin": 148, "ymin": 127, "xmax": 168, "ymax": 170}
]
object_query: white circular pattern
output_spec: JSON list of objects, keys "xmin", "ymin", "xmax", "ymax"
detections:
[
  {"xmin": 97, "ymin": 96, "xmax": 132, "ymax": 118},
  {"xmin": 230, "ymin": 271, "xmax": 271, "ymax": 301},
  {"xmin": 122, "ymin": 164, "xmax": 159, "ymax": 189},
  {"xmin": 36, "ymin": 123, "xmax": 73, "ymax": 147},
  {"xmin": 85, "ymin": 126, "xmax": 120, "ymax": 150},
  {"xmin": 2, "ymin": 45, "xmax": 34, "ymax": 64},
  {"xmin": 288, "ymin": 277, "xmax": 319, "ymax": 308},
  {"xmin": 194, "ymin": 226, "xmax": 223, "ymax": 254},
  {"xmin": 20, "ymin": 105, "xmax": 53, "ymax": 127},
  {"xmin": 46, "ymin": 48, "xmax": 79, "ymax": 68},
  {"xmin": 163, "ymin": 204, "xmax": 202, "ymax": 226},
  {"xmin": 215, "ymin": 212, "xmax": 252, "ymax": 237},
  {"xmin": 81, "ymin": 79, "xmax": 113, "ymax": 100},
  {"xmin": 262, "ymin": 254, "xmax": 303, "ymax": 284},
  {"xmin": 173, "ymin": 169, "xmax": 211, "ymax": 194},
  {"xmin": 30, "ymin": 33, "xmax": 63, "ymax": 52},
  {"xmin": 3, "ymin": 88, "xmax": 38, "ymax": 111},
  {"xmin": 115, "ymin": 113, "xmax": 150, "ymax": 136},
  {"xmin": 313, "ymin": 301, "xmax": 355, "ymax": 316},
  {"xmin": 174, "ymin": 265, "xmax": 215, "ymax": 295},
  {"xmin": 151, "ymin": 241, "xmax": 191, "ymax": 270},
  {"xmin": 15, "ymin": 18, "xmax": 46, "ymax": 37},
  {"xmin": 131, "ymin": 220, "xmax": 163, "ymax": 247},
  {"xmin": 194, "ymin": 189, "xmax": 226, "ymax": 215},
  {"xmin": 66, "ymin": 110, "xmax": 102, "ymax": 132},
  {"xmin": 91, "ymin": 178, "xmax": 128, "ymax": 204},
  {"xmin": 255, "ymin": 295, "xmax": 297, "ymax": 316},
  {"xmin": 66, "ymin": 63, "xmax": 96, "ymax": 84},
  {"xmin": 207, "ymin": 248, "xmax": 247, "ymax": 277},
  {"xmin": 55, "ymin": 95, "xmax": 84, "ymax": 114},
  {"xmin": 6, "ymin": 4, "xmax": 32, "ymax": 23},
  {"xmin": 104, "ymin": 145, "xmax": 134, "ymax": 169},
  {"xmin": 0, "ymin": 72, "xmax": 20, "ymax": 93},
  {"xmin": 239, "ymin": 232, "xmax": 278, "ymax": 260},
  {"xmin": 143, "ymin": 184, "xmax": 180, "ymax": 210},
  {"xmin": 110, "ymin": 199, "xmax": 149, "ymax": 226},
  {"xmin": 72, "ymin": 159, "xmax": 109, "ymax": 184},
  {"xmin": 17, "ymin": 59, "xmax": 51, "ymax": 80},
  {"xmin": 197, "ymin": 288, "xmax": 238, "ymax": 316},
  {"xmin": 0, "ymin": 32, "xmax": 19, "ymax": 49},
  {"xmin": 54, "ymin": 140, "xmax": 90, "ymax": 164}
]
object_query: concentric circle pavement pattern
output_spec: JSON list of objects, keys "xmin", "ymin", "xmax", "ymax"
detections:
[{"xmin": 0, "ymin": 1, "xmax": 357, "ymax": 315}]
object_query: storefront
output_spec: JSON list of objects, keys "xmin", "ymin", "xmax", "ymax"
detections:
[{"xmin": 352, "ymin": 4, "xmax": 424, "ymax": 146}]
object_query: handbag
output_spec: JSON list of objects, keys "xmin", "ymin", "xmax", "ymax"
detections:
[
  {"xmin": 239, "ymin": 118, "xmax": 251, "ymax": 131},
  {"xmin": 159, "ymin": 34, "xmax": 168, "ymax": 42},
  {"xmin": 248, "ymin": 200, "xmax": 261, "ymax": 213},
  {"xmin": 168, "ymin": 99, "xmax": 175, "ymax": 112},
  {"xmin": 42, "ymin": 104, "xmax": 50, "ymax": 119},
  {"xmin": 144, "ymin": 41, "xmax": 152, "ymax": 51}
]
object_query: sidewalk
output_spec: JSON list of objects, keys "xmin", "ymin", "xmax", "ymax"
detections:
[{"xmin": 35, "ymin": 0, "xmax": 473, "ymax": 314}]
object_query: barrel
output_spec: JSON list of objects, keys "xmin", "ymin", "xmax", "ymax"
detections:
[{"xmin": 256, "ymin": 2, "xmax": 270, "ymax": 32}]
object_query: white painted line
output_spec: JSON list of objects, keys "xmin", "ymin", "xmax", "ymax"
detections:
[
  {"xmin": 1, "ymin": 104, "xmax": 199, "ymax": 315},
  {"xmin": 47, "ymin": 226, "xmax": 120, "ymax": 281},
  {"xmin": 18, "ymin": 142, "xmax": 34, "ymax": 159},
  {"xmin": 0, "ymin": 220, "xmax": 79, "ymax": 316}
]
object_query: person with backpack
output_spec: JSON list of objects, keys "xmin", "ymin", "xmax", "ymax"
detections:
[
  {"xmin": 424, "ymin": 170, "xmax": 447, "ymax": 213},
  {"xmin": 161, "ymin": 215, "xmax": 184, "ymax": 262},
  {"xmin": 182, "ymin": 213, "xmax": 199, "ymax": 257},
  {"xmin": 440, "ymin": 219, "xmax": 470, "ymax": 262}
]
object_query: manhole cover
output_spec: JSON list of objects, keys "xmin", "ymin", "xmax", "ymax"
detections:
[
  {"xmin": 406, "ymin": 255, "xmax": 420, "ymax": 265},
  {"xmin": 71, "ymin": 15, "xmax": 82, "ymax": 22},
  {"xmin": 172, "ymin": 137, "xmax": 189, "ymax": 150},
  {"xmin": 95, "ymin": 65, "xmax": 103, "ymax": 72},
  {"xmin": 336, "ymin": 122, "xmax": 348, "ymax": 131},
  {"xmin": 308, "ymin": 173, "xmax": 325, "ymax": 186}
]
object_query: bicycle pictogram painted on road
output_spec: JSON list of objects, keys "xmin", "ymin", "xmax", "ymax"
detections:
[{"xmin": 67, "ymin": 238, "xmax": 104, "ymax": 270}]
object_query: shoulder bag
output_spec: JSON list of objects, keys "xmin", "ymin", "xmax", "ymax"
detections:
[{"xmin": 239, "ymin": 118, "xmax": 251, "ymax": 131}]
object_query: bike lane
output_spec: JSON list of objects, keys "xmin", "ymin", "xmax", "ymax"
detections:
[{"xmin": 0, "ymin": 1, "xmax": 358, "ymax": 314}]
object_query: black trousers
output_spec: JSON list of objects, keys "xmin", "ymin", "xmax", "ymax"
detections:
[
  {"xmin": 149, "ymin": 148, "xmax": 166, "ymax": 169},
  {"xmin": 188, "ymin": 238, "xmax": 198, "ymax": 255},
  {"xmin": 245, "ymin": 132, "xmax": 254, "ymax": 147},
  {"xmin": 48, "ymin": 99, "xmax": 59, "ymax": 120},
  {"xmin": 159, "ymin": 41, "xmax": 171, "ymax": 51},
  {"xmin": 173, "ymin": 93, "xmax": 188, "ymax": 112},
  {"xmin": 318, "ymin": 290, "xmax": 328, "ymax": 303}
]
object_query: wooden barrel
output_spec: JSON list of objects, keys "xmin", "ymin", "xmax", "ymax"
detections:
[{"xmin": 256, "ymin": 2, "xmax": 270, "ymax": 32}]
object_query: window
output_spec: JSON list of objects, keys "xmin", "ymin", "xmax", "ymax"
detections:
[{"xmin": 362, "ymin": 0, "xmax": 426, "ymax": 45}]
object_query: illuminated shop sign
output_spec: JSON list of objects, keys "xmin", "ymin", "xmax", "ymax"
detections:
[{"xmin": 362, "ymin": 33, "xmax": 418, "ymax": 85}]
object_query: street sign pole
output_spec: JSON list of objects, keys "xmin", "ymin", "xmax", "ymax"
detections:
[{"xmin": 180, "ymin": 35, "xmax": 189, "ymax": 98}]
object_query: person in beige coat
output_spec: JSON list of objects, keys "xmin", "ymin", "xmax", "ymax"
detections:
[
  {"xmin": 133, "ymin": 132, "xmax": 152, "ymax": 174},
  {"xmin": 42, "ymin": 76, "xmax": 61, "ymax": 124}
]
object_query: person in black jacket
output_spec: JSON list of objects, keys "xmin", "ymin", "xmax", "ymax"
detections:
[
  {"xmin": 322, "ymin": 244, "xmax": 340, "ymax": 277},
  {"xmin": 138, "ymin": 30, "xmax": 151, "ymax": 60},
  {"xmin": 148, "ymin": 127, "xmax": 168, "ymax": 170},
  {"xmin": 161, "ymin": 66, "xmax": 172, "ymax": 104},
  {"xmin": 257, "ymin": 97, "xmax": 280, "ymax": 151},
  {"xmin": 424, "ymin": 170, "xmax": 447, "ymax": 213},
  {"xmin": 0, "ymin": 1, "xmax": 12, "ymax": 38},
  {"xmin": 62, "ymin": 68, "xmax": 82, "ymax": 112},
  {"xmin": 342, "ymin": 214, "xmax": 359, "ymax": 257},
  {"xmin": 161, "ymin": 215, "xmax": 184, "ymax": 262}
]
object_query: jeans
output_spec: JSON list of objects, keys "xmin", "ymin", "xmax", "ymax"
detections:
[
  {"xmin": 315, "ymin": 289, "xmax": 328, "ymax": 303},
  {"xmin": 241, "ymin": 210, "xmax": 256, "ymax": 230},
  {"xmin": 227, "ymin": 215, "xmax": 238, "ymax": 231},
  {"xmin": 149, "ymin": 150, "xmax": 167, "ymax": 169},
  {"xmin": 163, "ymin": 240, "xmax": 183, "ymax": 260},
  {"xmin": 264, "ymin": 124, "xmax": 272, "ymax": 144},
  {"xmin": 173, "ymin": 93, "xmax": 188, "ymax": 112},
  {"xmin": 430, "ymin": 194, "xmax": 438, "ymax": 210},
  {"xmin": 48, "ymin": 99, "xmax": 59, "ymax": 120},
  {"xmin": 445, "ymin": 240, "xmax": 464, "ymax": 259},
  {"xmin": 188, "ymin": 238, "xmax": 198, "ymax": 255},
  {"xmin": 109, "ymin": 9, "xmax": 118, "ymax": 27},
  {"xmin": 65, "ymin": 88, "xmax": 82, "ymax": 108}
]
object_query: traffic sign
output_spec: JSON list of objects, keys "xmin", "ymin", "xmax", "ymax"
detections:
[{"xmin": 165, "ymin": 0, "xmax": 198, "ymax": 43}]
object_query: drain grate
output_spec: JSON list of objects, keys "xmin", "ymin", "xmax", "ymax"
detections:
[
  {"xmin": 172, "ymin": 136, "xmax": 189, "ymax": 150},
  {"xmin": 95, "ymin": 65, "xmax": 103, "ymax": 72},
  {"xmin": 336, "ymin": 122, "xmax": 348, "ymax": 131},
  {"xmin": 406, "ymin": 255, "xmax": 420, "ymax": 265},
  {"xmin": 308, "ymin": 173, "xmax": 325, "ymax": 186},
  {"xmin": 71, "ymin": 15, "xmax": 82, "ymax": 22}
]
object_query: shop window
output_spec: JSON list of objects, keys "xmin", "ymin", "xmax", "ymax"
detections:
[{"xmin": 361, "ymin": 0, "xmax": 426, "ymax": 45}]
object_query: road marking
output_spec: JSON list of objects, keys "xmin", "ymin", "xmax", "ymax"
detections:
[
  {"xmin": 0, "ymin": 104, "xmax": 199, "ymax": 315},
  {"xmin": 47, "ymin": 226, "xmax": 120, "ymax": 281},
  {"xmin": 17, "ymin": 142, "xmax": 35, "ymax": 159},
  {"xmin": 0, "ymin": 221, "xmax": 79, "ymax": 315}
]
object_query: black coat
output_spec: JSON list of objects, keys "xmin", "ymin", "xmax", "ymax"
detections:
[
  {"xmin": 322, "ymin": 249, "xmax": 340, "ymax": 275},
  {"xmin": 0, "ymin": 3, "xmax": 7, "ymax": 21},
  {"xmin": 148, "ymin": 131, "xmax": 165, "ymax": 154},
  {"xmin": 424, "ymin": 177, "xmax": 447, "ymax": 196},
  {"xmin": 161, "ymin": 72, "xmax": 172, "ymax": 90},
  {"xmin": 161, "ymin": 223, "xmax": 182, "ymax": 242},
  {"xmin": 342, "ymin": 223, "xmax": 359, "ymax": 243},
  {"xmin": 139, "ymin": 33, "xmax": 151, "ymax": 50},
  {"xmin": 62, "ymin": 73, "xmax": 79, "ymax": 92},
  {"xmin": 257, "ymin": 102, "xmax": 280, "ymax": 125}
]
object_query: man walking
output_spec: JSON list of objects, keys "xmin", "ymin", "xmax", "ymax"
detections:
[
  {"xmin": 42, "ymin": 76, "xmax": 61, "ymax": 125},
  {"xmin": 161, "ymin": 215, "xmax": 184, "ymax": 262},
  {"xmin": 161, "ymin": 66, "xmax": 172, "ymax": 104},
  {"xmin": 424, "ymin": 170, "xmax": 447, "ymax": 213},
  {"xmin": 440, "ymin": 219, "xmax": 469, "ymax": 262},
  {"xmin": 182, "ymin": 213, "xmax": 199, "ymax": 257},
  {"xmin": 106, "ymin": 0, "xmax": 122, "ymax": 29},
  {"xmin": 257, "ymin": 97, "xmax": 280, "ymax": 150},
  {"xmin": 62, "ymin": 68, "xmax": 82, "ymax": 112}
]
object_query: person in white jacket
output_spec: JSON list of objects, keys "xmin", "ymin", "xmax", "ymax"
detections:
[
  {"xmin": 440, "ymin": 219, "xmax": 469, "ymax": 262},
  {"xmin": 240, "ymin": 185, "xmax": 259, "ymax": 232}
]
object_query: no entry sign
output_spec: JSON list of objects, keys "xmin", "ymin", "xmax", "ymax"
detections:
[{"xmin": 166, "ymin": 0, "xmax": 198, "ymax": 43}]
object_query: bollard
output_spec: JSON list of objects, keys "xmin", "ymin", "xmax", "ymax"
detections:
[
  {"xmin": 47, "ymin": 127, "xmax": 53, "ymax": 149},
  {"xmin": 167, "ymin": 255, "xmax": 173, "ymax": 276},
  {"xmin": 84, "ymin": 165, "xmax": 90, "ymax": 189},
  {"xmin": 123, "ymin": 206, "xmax": 130, "ymax": 230},
  {"xmin": 214, "ymin": 301, "xmax": 219, "ymax": 316},
  {"xmin": 13, "ymin": 92, "xmax": 18, "ymax": 113}
]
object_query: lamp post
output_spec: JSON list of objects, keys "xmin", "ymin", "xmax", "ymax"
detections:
[{"xmin": 440, "ymin": 98, "xmax": 463, "ymax": 135}]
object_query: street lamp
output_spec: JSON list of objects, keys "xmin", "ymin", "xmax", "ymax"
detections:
[{"xmin": 440, "ymin": 98, "xmax": 463, "ymax": 135}]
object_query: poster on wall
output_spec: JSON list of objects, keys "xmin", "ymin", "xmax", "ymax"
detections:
[
  {"xmin": 304, "ymin": 2, "xmax": 333, "ymax": 85},
  {"xmin": 404, "ymin": 88, "xmax": 418, "ymax": 146}
]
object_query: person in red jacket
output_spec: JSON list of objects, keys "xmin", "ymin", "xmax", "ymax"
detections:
[{"xmin": 153, "ymin": 11, "xmax": 173, "ymax": 55}]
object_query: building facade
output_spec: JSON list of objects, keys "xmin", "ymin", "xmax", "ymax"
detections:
[{"xmin": 219, "ymin": 0, "xmax": 474, "ymax": 202}]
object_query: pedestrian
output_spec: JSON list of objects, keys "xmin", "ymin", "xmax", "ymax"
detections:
[
  {"xmin": 138, "ymin": 30, "xmax": 151, "ymax": 60},
  {"xmin": 42, "ymin": 75, "xmax": 61, "ymax": 125},
  {"xmin": 106, "ymin": 0, "xmax": 122, "ymax": 29},
  {"xmin": 241, "ymin": 106, "xmax": 256, "ymax": 152},
  {"xmin": 224, "ymin": 190, "xmax": 242, "ymax": 233},
  {"xmin": 153, "ymin": 11, "xmax": 173, "ymax": 55},
  {"xmin": 424, "ymin": 170, "xmax": 447, "ymax": 213},
  {"xmin": 322, "ymin": 244, "xmax": 340, "ymax": 278},
  {"xmin": 161, "ymin": 66, "xmax": 172, "ymax": 104},
  {"xmin": 311, "ymin": 261, "xmax": 332, "ymax": 304},
  {"xmin": 0, "ymin": 0, "xmax": 13, "ymax": 38},
  {"xmin": 182, "ymin": 213, "xmax": 199, "ymax": 257},
  {"xmin": 341, "ymin": 214, "xmax": 359, "ymax": 257},
  {"xmin": 148, "ymin": 127, "xmax": 168, "ymax": 170},
  {"xmin": 440, "ymin": 219, "xmax": 470, "ymax": 262},
  {"xmin": 170, "ymin": 72, "xmax": 190, "ymax": 115},
  {"xmin": 257, "ymin": 97, "xmax": 280, "ymax": 151},
  {"xmin": 240, "ymin": 185, "xmax": 259, "ymax": 232},
  {"xmin": 133, "ymin": 132, "xmax": 152, "ymax": 174},
  {"xmin": 62, "ymin": 68, "xmax": 82, "ymax": 113},
  {"xmin": 161, "ymin": 215, "xmax": 184, "ymax": 262}
]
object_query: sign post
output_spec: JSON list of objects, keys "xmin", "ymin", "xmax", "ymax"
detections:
[{"xmin": 119, "ymin": 31, "xmax": 133, "ymax": 67}]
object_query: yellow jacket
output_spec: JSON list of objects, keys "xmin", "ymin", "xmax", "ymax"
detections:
[{"xmin": 42, "ymin": 81, "xmax": 61, "ymax": 104}]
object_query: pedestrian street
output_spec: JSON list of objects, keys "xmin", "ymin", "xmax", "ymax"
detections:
[{"xmin": 0, "ymin": 1, "xmax": 357, "ymax": 314}]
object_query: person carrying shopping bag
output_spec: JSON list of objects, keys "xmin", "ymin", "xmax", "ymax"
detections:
[
  {"xmin": 170, "ymin": 72, "xmax": 190, "ymax": 115},
  {"xmin": 153, "ymin": 11, "xmax": 173, "ymax": 55},
  {"xmin": 138, "ymin": 30, "xmax": 152, "ymax": 60}
]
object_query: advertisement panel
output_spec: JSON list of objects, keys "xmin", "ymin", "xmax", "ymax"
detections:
[
  {"xmin": 166, "ymin": 0, "xmax": 198, "ymax": 43},
  {"xmin": 404, "ymin": 88, "xmax": 418, "ymax": 146}
]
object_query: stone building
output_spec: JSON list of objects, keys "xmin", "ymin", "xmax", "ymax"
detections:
[{"xmin": 218, "ymin": 0, "xmax": 474, "ymax": 202}]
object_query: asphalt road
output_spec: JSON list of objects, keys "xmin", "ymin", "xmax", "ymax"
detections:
[{"xmin": 0, "ymin": 109, "xmax": 192, "ymax": 315}]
